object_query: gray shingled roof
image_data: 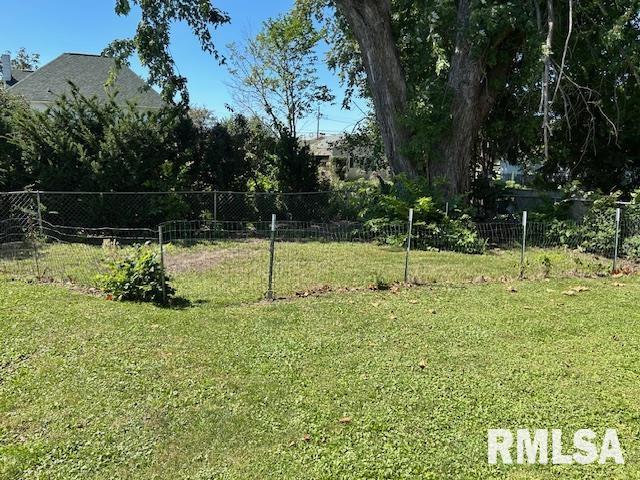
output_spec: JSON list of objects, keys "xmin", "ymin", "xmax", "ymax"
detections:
[
  {"xmin": 8, "ymin": 53, "xmax": 164, "ymax": 108},
  {"xmin": 6, "ymin": 69, "xmax": 33, "ymax": 86}
]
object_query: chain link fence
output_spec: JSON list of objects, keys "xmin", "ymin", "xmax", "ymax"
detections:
[
  {"xmin": 0, "ymin": 191, "xmax": 361, "ymax": 228},
  {"xmin": 2, "ymin": 205, "xmax": 638, "ymax": 304}
]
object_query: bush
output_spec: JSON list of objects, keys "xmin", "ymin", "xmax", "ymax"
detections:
[
  {"xmin": 341, "ymin": 176, "xmax": 485, "ymax": 253},
  {"xmin": 97, "ymin": 243, "xmax": 174, "ymax": 304},
  {"xmin": 623, "ymin": 235, "xmax": 640, "ymax": 261}
]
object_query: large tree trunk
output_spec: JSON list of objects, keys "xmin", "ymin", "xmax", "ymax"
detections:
[
  {"xmin": 429, "ymin": 0, "xmax": 492, "ymax": 196},
  {"xmin": 334, "ymin": 0, "xmax": 416, "ymax": 177},
  {"xmin": 429, "ymin": 0, "xmax": 519, "ymax": 196}
]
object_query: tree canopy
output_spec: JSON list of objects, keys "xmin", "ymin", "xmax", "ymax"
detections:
[
  {"xmin": 320, "ymin": 0, "xmax": 640, "ymax": 195},
  {"xmin": 105, "ymin": 0, "xmax": 230, "ymax": 104}
]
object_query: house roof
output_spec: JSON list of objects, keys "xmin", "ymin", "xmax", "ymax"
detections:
[
  {"xmin": 8, "ymin": 53, "xmax": 164, "ymax": 109},
  {"xmin": 5, "ymin": 69, "xmax": 33, "ymax": 86}
]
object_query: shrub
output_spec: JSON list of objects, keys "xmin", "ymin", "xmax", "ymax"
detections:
[
  {"xmin": 97, "ymin": 243, "xmax": 174, "ymax": 304},
  {"xmin": 623, "ymin": 235, "xmax": 640, "ymax": 261},
  {"xmin": 338, "ymin": 176, "xmax": 485, "ymax": 253},
  {"xmin": 412, "ymin": 218, "xmax": 487, "ymax": 254}
]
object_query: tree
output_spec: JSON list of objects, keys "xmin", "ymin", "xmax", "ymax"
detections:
[
  {"xmin": 329, "ymin": 0, "xmax": 526, "ymax": 195},
  {"xmin": 330, "ymin": 1, "xmax": 415, "ymax": 178},
  {"xmin": 105, "ymin": 0, "xmax": 230, "ymax": 104},
  {"xmin": 227, "ymin": 8, "xmax": 333, "ymax": 139},
  {"xmin": 227, "ymin": 7, "xmax": 332, "ymax": 191},
  {"xmin": 0, "ymin": 90, "xmax": 29, "ymax": 190},
  {"xmin": 3, "ymin": 48, "xmax": 40, "ymax": 70},
  {"xmin": 324, "ymin": 0, "xmax": 640, "ymax": 195},
  {"xmin": 3, "ymin": 84, "xmax": 281, "ymax": 196},
  {"xmin": 9, "ymin": 86, "xmax": 189, "ymax": 192}
]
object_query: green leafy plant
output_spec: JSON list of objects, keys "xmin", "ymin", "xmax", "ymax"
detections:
[
  {"xmin": 97, "ymin": 243, "xmax": 174, "ymax": 304},
  {"xmin": 623, "ymin": 235, "xmax": 640, "ymax": 262}
]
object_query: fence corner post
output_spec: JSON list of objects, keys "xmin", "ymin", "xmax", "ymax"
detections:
[
  {"xmin": 159, "ymin": 224, "xmax": 167, "ymax": 305},
  {"xmin": 266, "ymin": 214, "xmax": 276, "ymax": 300},
  {"xmin": 520, "ymin": 210, "xmax": 528, "ymax": 280},
  {"xmin": 613, "ymin": 207, "xmax": 621, "ymax": 273},
  {"xmin": 404, "ymin": 208, "xmax": 414, "ymax": 284}
]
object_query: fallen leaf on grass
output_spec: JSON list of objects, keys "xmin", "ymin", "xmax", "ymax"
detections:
[
  {"xmin": 571, "ymin": 286, "xmax": 590, "ymax": 292},
  {"xmin": 339, "ymin": 417, "xmax": 352, "ymax": 424},
  {"xmin": 419, "ymin": 359, "xmax": 427, "ymax": 369},
  {"xmin": 389, "ymin": 314, "xmax": 398, "ymax": 320},
  {"xmin": 409, "ymin": 299, "xmax": 419, "ymax": 304},
  {"xmin": 507, "ymin": 286, "xmax": 518, "ymax": 293},
  {"xmin": 371, "ymin": 302, "xmax": 381, "ymax": 308},
  {"xmin": 302, "ymin": 434, "xmax": 311, "ymax": 442},
  {"xmin": 429, "ymin": 309, "xmax": 437, "ymax": 315},
  {"xmin": 562, "ymin": 286, "xmax": 590, "ymax": 296}
]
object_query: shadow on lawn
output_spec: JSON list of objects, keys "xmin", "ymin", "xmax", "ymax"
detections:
[{"xmin": 159, "ymin": 297, "xmax": 208, "ymax": 310}]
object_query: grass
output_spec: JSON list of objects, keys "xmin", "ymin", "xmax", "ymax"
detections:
[
  {"xmin": 2, "ymin": 258, "xmax": 640, "ymax": 478},
  {"xmin": 1, "ymin": 240, "xmax": 613, "ymax": 307}
]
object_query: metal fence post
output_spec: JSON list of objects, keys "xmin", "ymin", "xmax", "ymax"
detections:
[
  {"xmin": 520, "ymin": 211, "xmax": 528, "ymax": 280},
  {"xmin": 36, "ymin": 191, "xmax": 44, "ymax": 235},
  {"xmin": 404, "ymin": 208, "xmax": 414, "ymax": 283},
  {"xmin": 266, "ymin": 214, "xmax": 276, "ymax": 300},
  {"xmin": 613, "ymin": 207, "xmax": 621, "ymax": 273},
  {"xmin": 31, "ymin": 228, "xmax": 40, "ymax": 279},
  {"xmin": 445, "ymin": 202, "xmax": 449, "ymax": 217},
  {"xmin": 159, "ymin": 224, "xmax": 167, "ymax": 304}
]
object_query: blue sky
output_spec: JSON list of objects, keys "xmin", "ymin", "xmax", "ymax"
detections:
[{"xmin": 3, "ymin": 0, "xmax": 365, "ymax": 136}]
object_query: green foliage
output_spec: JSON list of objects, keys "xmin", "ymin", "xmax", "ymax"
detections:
[
  {"xmin": 0, "ymin": 90, "xmax": 29, "ymax": 190},
  {"xmin": 579, "ymin": 194, "xmax": 621, "ymax": 255},
  {"xmin": 97, "ymin": 243, "xmax": 174, "ymax": 304},
  {"xmin": 333, "ymin": 114, "xmax": 387, "ymax": 172},
  {"xmin": 2, "ymin": 87, "xmax": 323, "ymax": 224},
  {"xmin": 106, "ymin": 0, "xmax": 230, "ymax": 104},
  {"xmin": 623, "ymin": 235, "xmax": 640, "ymax": 261},
  {"xmin": 227, "ymin": 5, "xmax": 331, "ymax": 193},
  {"xmin": 323, "ymin": 0, "xmax": 640, "ymax": 192},
  {"xmin": 227, "ymin": 5, "xmax": 332, "ymax": 137},
  {"xmin": 3, "ymin": 47, "xmax": 40, "ymax": 70},
  {"xmin": 533, "ymin": 188, "xmax": 640, "ymax": 257},
  {"xmin": 339, "ymin": 176, "xmax": 485, "ymax": 253},
  {"xmin": 274, "ymin": 134, "xmax": 326, "ymax": 193},
  {"xmin": 9, "ymin": 86, "xmax": 190, "ymax": 192}
]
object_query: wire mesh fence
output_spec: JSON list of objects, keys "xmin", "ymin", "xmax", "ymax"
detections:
[
  {"xmin": 1, "ymin": 203, "xmax": 639, "ymax": 304},
  {"xmin": 0, "ymin": 191, "xmax": 360, "ymax": 228},
  {"xmin": 0, "ymin": 192, "xmax": 640, "ymax": 301}
]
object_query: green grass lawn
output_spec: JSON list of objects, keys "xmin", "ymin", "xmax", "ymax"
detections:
[
  {"xmin": 2, "ymin": 268, "xmax": 640, "ymax": 478},
  {"xmin": 1, "ymin": 239, "xmax": 613, "ymax": 306}
]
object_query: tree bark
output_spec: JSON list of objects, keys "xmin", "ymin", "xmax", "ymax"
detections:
[
  {"xmin": 429, "ymin": 0, "xmax": 519, "ymax": 196},
  {"xmin": 333, "ymin": 0, "xmax": 416, "ymax": 177}
]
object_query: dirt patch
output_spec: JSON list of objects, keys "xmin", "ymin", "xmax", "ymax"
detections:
[{"xmin": 164, "ymin": 247, "xmax": 259, "ymax": 274}]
